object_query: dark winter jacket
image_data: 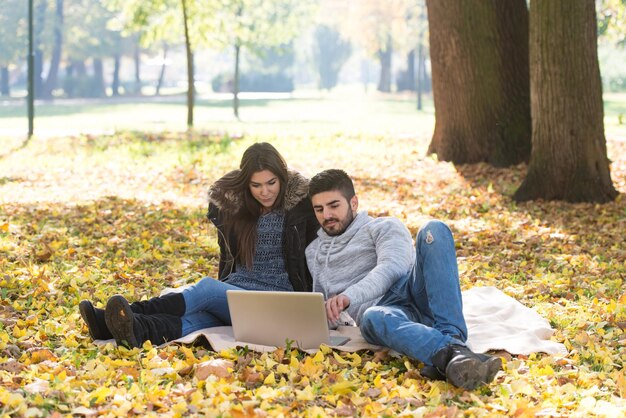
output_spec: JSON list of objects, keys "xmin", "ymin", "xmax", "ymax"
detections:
[{"xmin": 207, "ymin": 170, "xmax": 319, "ymax": 291}]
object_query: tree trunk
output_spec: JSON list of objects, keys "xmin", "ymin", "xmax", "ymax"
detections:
[
  {"xmin": 1, "ymin": 67, "xmax": 9, "ymax": 96},
  {"xmin": 155, "ymin": 43, "xmax": 168, "ymax": 96},
  {"xmin": 233, "ymin": 43, "xmax": 241, "ymax": 119},
  {"xmin": 134, "ymin": 42, "xmax": 142, "ymax": 95},
  {"xmin": 34, "ymin": 50, "xmax": 44, "ymax": 98},
  {"xmin": 426, "ymin": 0, "xmax": 531, "ymax": 167},
  {"xmin": 416, "ymin": 43, "xmax": 424, "ymax": 110},
  {"xmin": 377, "ymin": 36, "xmax": 392, "ymax": 93},
  {"xmin": 34, "ymin": 0, "xmax": 47, "ymax": 99},
  {"xmin": 74, "ymin": 60, "xmax": 86, "ymax": 76},
  {"xmin": 64, "ymin": 62, "xmax": 74, "ymax": 97},
  {"xmin": 112, "ymin": 54, "xmax": 121, "ymax": 96},
  {"xmin": 514, "ymin": 0, "xmax": 618, "ymax": 202},
  {"xmin": 392, "ymin": 48, "xmax": 413, "ymax": 92},
  {"xmin": 93, "ymin": 58, "xmax": 106, "ymax": 97},
  {"xmin": 42, "ymin": 0, "xmax": 63, "ymax": 99},
  {"xmin": 181, "ymin": 0, "xmax": 194, "ymax": 127}
]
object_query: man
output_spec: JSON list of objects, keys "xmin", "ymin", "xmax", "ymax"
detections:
[{"xmin": 305, "ymin": 169, "xmax": 501, "ymax": 390}]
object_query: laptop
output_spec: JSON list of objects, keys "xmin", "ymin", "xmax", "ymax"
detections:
[{"xmin": 226, "ymin": 290, "xmax": 351, "ymax": 349}]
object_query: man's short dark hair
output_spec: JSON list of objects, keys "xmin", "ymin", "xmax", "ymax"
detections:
[{"xmin": 309, "ymin": 169, "xmax": 356, "ymax": 201}]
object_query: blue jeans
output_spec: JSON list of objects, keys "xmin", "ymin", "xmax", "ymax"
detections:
[
  {"xmin": 360, "ymin": 220, "xmax": 467, "ymax": 366},
  {"xmin": 180, "ymin": 277, "xmax": 243, "ymax": 334}
]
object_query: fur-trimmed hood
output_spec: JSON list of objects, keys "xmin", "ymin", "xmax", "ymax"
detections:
[{"xmin": 208, "ymin": 169, "xmax": 310, "ymax": 215}]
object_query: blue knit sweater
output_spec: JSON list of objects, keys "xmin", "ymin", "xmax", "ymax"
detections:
[{"xmin": 224, "ymin": 211, "xmax": 292, "ymax": 291}]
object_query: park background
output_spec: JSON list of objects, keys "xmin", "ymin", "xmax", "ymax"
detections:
[{"xmin": 1, "ymin": 0, "xmax": 625, "ymax": 417}]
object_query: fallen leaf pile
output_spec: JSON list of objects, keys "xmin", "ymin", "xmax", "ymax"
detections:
[{"xmin": 0, "ymin": 130, "xmax": 624, "ymax": 417}]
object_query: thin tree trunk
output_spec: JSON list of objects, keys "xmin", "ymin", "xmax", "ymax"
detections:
[
  {"xmin": 74, "ymin": 60, "xmax": 86, "ymax": 76},
  {"xmin": 233, "ymin": 43, "xmax": 241, "ymax": 119},
  {"xmin": 34, "ymin": 0, "xmax": 47, "ymax": 99},
  {"xmin": 0, "ymin": 67, "xmax": 9, "ymax": 96},
  {"xmin": 181, "ymin": 0, "xmax": 194, "ymax": 127},
  {"xmin": 405, "ymin": 49, "xmax": 415, "ymax": 91},
  {"xmin": 417, "ymin": 4, "xmax": 426, "ymax": 110},
  {"xmin": 426, "ymin": 0, "xmax": 530, "ymax": 167},
  {"xmin": 134, "ymin": 42, "xmax": 141, "ymax": 95},
  {"xmin": 64, "ymin": 62, "xmax": 74, "ymax": 97},
  {"xmin": 34, "ymin": 50, "xmax": 44, "ymax": 98},
  {"xmin": 112, "ymin": 54, "xmax": 121, "ymax": 96},
  {"xmin": 419, "ymin": 53, "xmax": 428, "ymax": 92},
  {"xmin": 514, "ymin": 0, "xmax": 617, "ymax": 202},
  {"xmin": 361, "ymin": 59, "xmax": 369, "ymax": 93},
  {"xmin": 43, "ymin": 0, "xmax": 63, "ymax": 99},
  {"xmin": 155, "ymin": 43, "xmax": 168, "ymax": 96},
  {"xmin": 416, "ymin": 43, "xmax": 423, "ymax": 110},
  {"xmin": 93, "ymin": 58, "xmax": 106, "ymax": 97},
  {"xmin": 377, "ymin": 36, "xmax": 392, "ymax": 93}
]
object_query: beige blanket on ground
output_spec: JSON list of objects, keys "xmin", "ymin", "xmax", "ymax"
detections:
[{"xmin": 97, "ymin": 286, "xmax": 567, "ymax": 356}]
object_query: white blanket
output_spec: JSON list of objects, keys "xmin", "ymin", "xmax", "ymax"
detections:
[
  {"xmin": 462, "ymin": 286, "xmax": 566, "ymax": 355},
  {"xmin": 97, "ymin": 286, "xmax": 567, "ymax": 356}
]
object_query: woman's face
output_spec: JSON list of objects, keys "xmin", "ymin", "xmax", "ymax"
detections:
[{"xmin": 249, "ymin": 170, "xmax": 281, "ymax": 210}]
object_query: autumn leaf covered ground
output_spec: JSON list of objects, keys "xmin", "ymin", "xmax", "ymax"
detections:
[{"xmin": 0, "ymin": 96, "xmax": 625, "ymax": 417}]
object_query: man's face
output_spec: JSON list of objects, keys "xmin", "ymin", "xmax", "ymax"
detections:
[{"xmin": 311, "ymin": 190, "xmax": 358, "ymax": 236}]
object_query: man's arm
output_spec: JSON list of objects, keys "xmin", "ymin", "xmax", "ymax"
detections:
[
  {"xmin": 326, "ymin": 294, "xmax": 350, "ymax": 323},
  {"xmin": 339, "ymin": 218, "xmax": 415, "ymax": 310}
]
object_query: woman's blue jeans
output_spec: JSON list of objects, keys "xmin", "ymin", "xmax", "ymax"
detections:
[
  {"xmin": 180, "ymin": 277, "xmax": 243, "ymax": 334},
  {"xmin": 360, "ymin": 220, "xmax": 468, "ymax": 366}
]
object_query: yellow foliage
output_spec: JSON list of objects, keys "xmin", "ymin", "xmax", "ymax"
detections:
[{"xmin": 1, "ymin": 131, "xmax": 625, "ymax": 416}]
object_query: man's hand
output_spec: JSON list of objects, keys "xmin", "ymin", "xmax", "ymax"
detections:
[{"xmin": 325, "ymin": 295, "xmax": 350, "ymax": 324}]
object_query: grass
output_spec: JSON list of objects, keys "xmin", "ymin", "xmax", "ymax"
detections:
[
  {"xmin": 0, "ymin": 87, "xmax": 435, "ymax": 139},
  {"xmin": 2, "ymin": 89, "xmax": 625, "ymax": 139}
]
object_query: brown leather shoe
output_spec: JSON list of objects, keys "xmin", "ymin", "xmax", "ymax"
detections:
[{"xmin": 432, "ymin": 344, "xmax": 502, "ymax": 390}]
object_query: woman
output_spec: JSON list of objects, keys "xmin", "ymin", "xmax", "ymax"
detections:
[{"xmin": 79, "ymin": 142, "xmax": 319, "ymax": 348}]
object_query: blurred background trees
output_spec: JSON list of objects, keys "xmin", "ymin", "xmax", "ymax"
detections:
[
  {"xmin": 4, "ymin": 0, "xmax": 623, "ymax": 102},
  {"xmin": 1, "ymin": 0, "xmax": 624, "ymax": 202}
]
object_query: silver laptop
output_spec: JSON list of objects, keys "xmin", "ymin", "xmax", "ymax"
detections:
[{"xmin": 226, "ymin": 290, "xmax": 351, "ymax": 349}]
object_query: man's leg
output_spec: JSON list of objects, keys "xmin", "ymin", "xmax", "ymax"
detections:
[
  {"xmin": 360, "ymin": 302, "xmax": 448, "ymax": 365},
  {"xmin": 360, "ymin": 220, "xmax": 467, "ymax": 363},
  {"xmin": 412, "ymin": 220, "xmax": 501, "ymax": 389},
  {"xmin": 361, "ymin": 220, "xmax": 501, "ymax": 389},
  {"xmin": 412, "ymin": 219, "xmax": 467, "ymax": 341}
]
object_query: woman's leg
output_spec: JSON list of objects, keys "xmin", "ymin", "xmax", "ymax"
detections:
[
  {"xmin": 181, "ymin": 277, "xmax": 242, "ymax": 324},
  {"xmin": 180, "ymin": 311, "xmax": 232, "ymax": 335},
  {"xmin": 105, "ymin": 277, "xmax": 243, "ymax": 346}
]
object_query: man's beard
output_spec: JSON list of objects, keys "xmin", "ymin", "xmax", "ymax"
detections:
[{"xmin": 323, "ymin": 209, "xmax": 354, "ymax": 236}]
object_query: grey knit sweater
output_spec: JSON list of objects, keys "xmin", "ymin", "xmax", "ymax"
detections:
[{"xmin": 305, "ymin": 211, "xmax": 415, "ymax": 324}]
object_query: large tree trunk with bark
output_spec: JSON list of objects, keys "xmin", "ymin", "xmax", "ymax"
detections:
[
  {"xmin": 426, "ymin": 0, "xmax": 531, "ymax": 167},
  {"xmin": 42, "ymin": 0, "xmax": 63, "ymax": 99},
  {"xmin": 514, "ymin": 0, "xmax": 618, "ymax": 202}
]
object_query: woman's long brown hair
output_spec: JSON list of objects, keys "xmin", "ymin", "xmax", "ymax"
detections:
[{"xmin": 221, "ymin": 143, "xmax": 289, "ymax": 269}]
